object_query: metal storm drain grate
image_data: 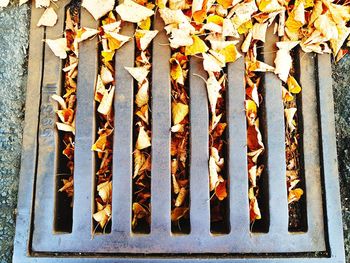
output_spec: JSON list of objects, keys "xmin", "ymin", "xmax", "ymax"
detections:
[{"xmin": 14, "ymin": 1, "xmax": 345, "ymax": 262}]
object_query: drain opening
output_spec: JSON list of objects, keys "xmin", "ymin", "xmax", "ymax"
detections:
[
  {"xmin": 170, "ymin": 48, "xmax": 191, "ymax": 234},
  {"xmin": 131, "ymin": 18, "xmax": 154, "ymax": 234},
  {"xmin": 209, "ymin": 70, "xmax": 230, "ymax": 234},
  {"xmin": 54, "ymin": 2, "xmax": 81, "ymax": 233},
  {"xmin": 285, "ymin": 49, "xmax": 307, "ymax": 232},
  {"xmin": 91, "ymin": 11, "xmax": 120, "ymax": 234}
]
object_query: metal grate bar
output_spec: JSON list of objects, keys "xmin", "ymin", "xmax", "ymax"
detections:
[
  {"xmin": 262, "ymin": 26, "xmax": 289, "ymax": 235},
  {"xmin": 298, "ymin": 51, "xmax": 325, "ymax": 248},
  {"xmin": 32, "ymin": 0, "xmax": 67, "ymax": 248},
  {"xmin": 72, "ymin": 9, "xmax": 99, "ymax": 236},
  {"xmin": 227, "ymin": 53, "xmax": 250, "ymax": 236},
  {"xmin": 316, "ymin": 54, "xmax": 345, "ymax": 260},
  {"xmin": 150, "ymin": 16, "xmax": 172, "ymax": 235},
  {"xmin": 189, "ymin": 56, "xmax": 210, "ymax": 236},
  {"xmin": 112, "ymin": 22, "xmax": 135, "ymax": 235}
]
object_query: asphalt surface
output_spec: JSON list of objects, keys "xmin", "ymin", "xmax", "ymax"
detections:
[{"xmin": 0, "ymin": 1, "xmax": 349, "ymax": 263}]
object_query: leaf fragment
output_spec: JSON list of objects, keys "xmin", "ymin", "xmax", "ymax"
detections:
[
  {"xmin": 82, "ymin": 0, "xmax": 115, "ymax": 20},
  {"xmin": 115, "ymin": 0, "xmax": 154, "ymax": 23},
  {"xmin": 37, "ymin": 7, "xmax": 58, "ymax": 27}
]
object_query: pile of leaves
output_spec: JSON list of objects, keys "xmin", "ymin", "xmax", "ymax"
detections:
[
  {"xmin": 51, "ymin": 8, "xmax": 80, "ymax": 204},
  {"xmin": 169, "ymin": 49, "xmax": 191, "ymax": 231},
  {"xmin": 124, "ymin": 5, "xmax": 158, "ymax": 231},
  {"xmin": 40, "ymin": 0, "xmax": 350, "ymax": 232},
  {"xmin": 283, "ymin": 67, "xmax": 304, "ymax": 229}
]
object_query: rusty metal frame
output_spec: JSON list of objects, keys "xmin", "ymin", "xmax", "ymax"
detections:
[{"xmin": 13, "ymin": 2, "xmax": 345, "ymax": 262}]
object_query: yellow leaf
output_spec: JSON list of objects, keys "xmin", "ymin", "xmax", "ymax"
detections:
[
  {"xmin": 92, "ymin": 134, "xmax": 107, "ymax": 152},
  {"xmin": 207, "ymin": 15, "xmax": 224, "ymax": 26},
  {"xmin": 105, "ymin": 32, "xmax": 131, "ymax": 51},
  {"xmin": 245, "ymin": 99, "xmax": 258, "ymax": 126},
  {"xmin": 288, "ymin": 188, "xmax": 304, "ymax": 204},
  {"xmin": 138, "ymin": 17, "xmax": 151, "ymax": 30},
  {"xmin": 237, "ymin": 20, "xmax": 253, "ymax": 34},
  {"xmin": 217, "ymin": 0, "xmax": 232, "ymax": 9},
  {"xmin": 219, "ymin": 44, "xmax": 241, "ymax": 63},
  {"xmin": 101, "ymin": 50, "xmax": 115, "ymax": 62},
  {"xmin": 287, "ymin": 75, "xmax": 301, "ymax": 94},
  {"xmin": 258, "ymin": 0, "xmax": 283, "ymax": 13},
  {"xmin": 170, "ymin": 58, "xmax": 184, "ymax": 85},
  {"xmin": 185, "ymin": 35, "xmax": 209, "ymax": 56},
  {"xmin": 285, "ymin": 2, "xmax": 305, "ymax": 39},
  {"xmin": 172, "ymin": 102, "xmax": 189, "ymax": 125}
]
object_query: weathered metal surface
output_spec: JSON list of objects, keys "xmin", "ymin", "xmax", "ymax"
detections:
[{"xmin": 13, "ymin": 2, "xmax": 345, "ymax": 262}]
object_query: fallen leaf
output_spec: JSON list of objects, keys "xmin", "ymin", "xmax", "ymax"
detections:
[
  {"xmin": 100, "ymin": 65, "xmax": 114, "ymax": 85},
  {"xmin": 185, "ymin": 35, "xmax": 209, "ymax": 56},
  {"xmin": 35, "ymin": 0, "xmax": 50, "ymax": 8},
  {"xmin": 136, "ymin": 126, "xmax": 151, "ymax": 150},
  {"xmin": 105, "ymin": 32, "xmax": 131, "ymax": 50},
  {"xmin": 285, "ymin": 108, "xmax": 297, "ymax": 132},
  {"xmin": 98, "ymin": 86, "xmax": 115, "ymax": 115},
  {"xmin": 97, "ymin": 181, "xmax": 112, "ymax": 203},
  {"xmin": 287, "ymin": 75, "xmax": 301, "ymax": 94},
  {"xmin": 76, "ymin": 27, "xmax": 99, "ymax": 43},
  {"xmin": 252, "ymin": 22, "xmax": 268, "ymax": 42},
  {"xmin": 172, "ymin": 102, "xmax": 189, "ymax": 125},
  {"xmin": 169, "ymin": 28, "xmax": 194, "ymax": 49},
  {"xmin": 172, "ymin": 174, "xmax": 180, "ymax": 194},
  {"xmin": 274, "ymin": 41, "xmax": 299, "ymax": 82},
  {"xmin": 175, "ymin": 187, "xmax": 187, "ymax": 207},
  {"xmin": 206, "ymin": 74, "xmax": 222, "ymax": 115},
  {"xmin": 56, "ymin": 122, "xmax": 75, "ymax": 133},
  {"xmin": 203, "ymin": 52, "xmax": 223, "ymax": 72},
  {"xmin": 45, "ymin": 38, "xmax": 68, "ymax": 59},
  {"xmin": 37, "ymin": 7, "xmax": 58, "ymax": 27},
  {"xmin": 133, "ymin": 149, "xmax": 145, "ymax": 178},
  {"xmin": 93, "ymin": 204, "xmax": 111, "ymax": 228},
  {"xmin": 209, "ymin": 156, "xmax": 219, "ymax": 191},
  {"xmin": 288, "ymin": 188, "xmax": 304, "ymax": 204},
  {"xmin": 124, "ymin": 66, "xmax": 149, "ymax": 83},
  {"xmin": 91, "ymin": 134, "xmax": 107, "ymax": 152},
  {"xmin": 135, "ymin": 80, "xmax": 149, "ymax": 108},
  {"xmin": 19, "ymin": 0, "xmax": 29, "ymax": 6},
  {"xmin": 115, "ymin": 0, "xmax": 154, "ymax": 23},
  {"xmin": 52, "ymin": 94, "xmax": 67, "ymax": 109},
  {"xmin": 171, "ymin": 207, "xmax": 189, "ymax": 221},
  {"xmin": 215, "ymin": 180, "xmax": 227, "ymax": 200},
  {"xmin": 82, "ymin": 0, "xmax": 115, "ymax": 20},
  {"xmin": 135, "ymin": 30, "xmax": 158, "ymax": 50}
]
